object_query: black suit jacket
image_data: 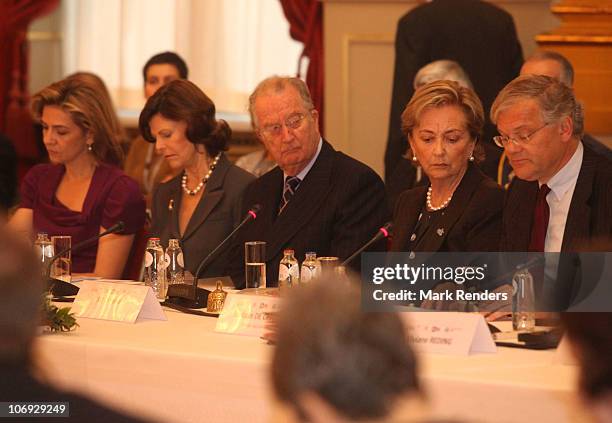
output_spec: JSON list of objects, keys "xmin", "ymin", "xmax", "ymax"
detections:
[
  {"xmin": 501, "ymin": 145, "xmax": 612, "ymax": 252},
  {"xmin": 1, "ymin": 365, "xmax": 150, "ymax": 422},
  {"xmin": 228, "ymin": 140, "xmax": 390, "ymax": 288},
  {"xmin": 151, "ymin": 154, "xmax": 255, "ymax": 277},
  {"xmin": 385, "ymin": 0, "xmax": 523, "ymax": 182},
  {"xmin": 391, "ymin": 163, "xmax": 503, "ymax": 252}
]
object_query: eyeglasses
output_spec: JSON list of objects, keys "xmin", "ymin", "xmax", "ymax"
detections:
[
  {"xmin": 260, "ymin": 113, "xmax": 308, "ymax": 138},
  {"xmin": 493, "ymin": 123, "xmax": 551, "ymax": 148}
]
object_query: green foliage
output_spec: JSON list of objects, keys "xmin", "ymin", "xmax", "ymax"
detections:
[{"xmin": 43, "ymin": 295, "xmax": 79, "ymax": 332}]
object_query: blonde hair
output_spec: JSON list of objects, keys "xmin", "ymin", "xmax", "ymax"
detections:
[
  {"xmin": 401, "ymin": 80, "xmax": 485, "ymax": 162},
  {"xmin": 491, "ymin": 75, "xmax": 584, "ymax": 138},
  {"xmin": 31, "ymin": 77, "xmax": 124, "ymax": 165}
]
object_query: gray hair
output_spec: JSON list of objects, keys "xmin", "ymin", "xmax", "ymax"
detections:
[
  {"xmin": 248, "ymin": 76, "xmax": 314, "ymax": 128},
  {"xmin": 271, "ymin": 277, "xmax": 420, "ymax": 420},
  {"xmin": 526, "ymin": 50, "xmax": 574, "ymax": 86},
  {"xmin": 414, "ymin": 60, "xmax": 473, "ymax": 90},
  {"xmin": 491, "ymin": 75, "xmax": 584, "ymax": 138}
]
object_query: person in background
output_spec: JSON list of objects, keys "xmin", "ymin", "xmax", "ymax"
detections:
[
  {"xmin": 387, "ymin": 60, "xmax": 474, "ymax": 209},
  {"xmin": 124, "ymin": 51, "xmax": 188, "ymax": 209},
  {"xmin": 9, "ymin": 77, "xmax": 145, "ymax": 278},
  {"xmin": 140, "ymin": 79, "xmax": 254, "ymax": 278},
  {"xmin": 234, "ymin": 144, "xmax": 277, "ymax": 177},
  {"xmin": 519, "ymin": 50, "xmax": 612, "ymax": 161},
  {"xmin": 385, "ymin": 0, "xmax": 523, "ymax": 185},
  {"xmin": 271, "ymin": 278, "xmax": 426, "ymax": 423},
  {"xmin": 391, "ymin": 80, "xmax": 503, "ymax": 254},
  {"xmin": 561, "ymin": 313, "xmax": 612, "ymax": 423},
  {"xmin": 228, "ymin": 76, "xmax": 390, "ymax": 288},
  {"xmin": 0, "ymin": 133, "xmax": 18, "ymax": 218},
  {"xmin": 0, "ymin": 225, "xmax": 150, "ymax": 422},
  {"xmin": 67, "ymin": 71, "xmax": 128, "ymax": 155}
]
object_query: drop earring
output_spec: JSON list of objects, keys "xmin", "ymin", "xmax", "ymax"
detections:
[
  {"xmin": 469, "ymin": 155, "xmax": 474, "ymax": 162},
  {"xmin": 412, "ymin": 155, "xmax": 417, "ymax": 162},
  {"xmin": 87, "ymin": 143, "xmax": 93, "ymax": 152}
]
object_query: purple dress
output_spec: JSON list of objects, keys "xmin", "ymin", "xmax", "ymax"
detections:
[{"xmin": 20, "ymin": 163, "xmax": 146, "ymax": 273}]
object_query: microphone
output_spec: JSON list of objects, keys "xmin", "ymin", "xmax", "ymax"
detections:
[
  {"xmin": 341, "ymin": 222, "xmax": 392, "ymax": 267},
  {"xmin": 47, "ymin": 221, "xmax": 126, "ymax": 297},
  {"xmin": 165, "ymin": 205, "xmax": 262, "ymax": 308}
]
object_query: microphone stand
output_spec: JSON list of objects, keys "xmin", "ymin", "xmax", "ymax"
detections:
[
  {"xmin": 341, "ymin": 223, "xmax": 392, "ymax": 267},
  {"xmin": 165, "ymin": 205, "xmax": 261, "ymax": 309}
]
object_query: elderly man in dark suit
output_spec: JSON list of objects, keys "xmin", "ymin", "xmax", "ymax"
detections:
[
  {"xmin": 385, "ymin": 0, "xmax": 523, "ymax": 184},
  {"xmin": 228, "ymin": 76, "xmax": 390, "ymax": 288},
  {"xmin": 491, "ymin": 75, "xmax": 612, "ymax": 252}
]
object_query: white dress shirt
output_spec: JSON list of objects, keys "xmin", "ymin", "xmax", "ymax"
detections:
[{"xmin": 543, "ymin": 142, "xmax": 583, "ymax": 252}]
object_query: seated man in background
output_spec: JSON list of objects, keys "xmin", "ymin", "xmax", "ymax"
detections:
[
  {"xmin": 0, "ymin": 225, "xmax": 149, "ymax": 422},
  {"xmin": 520, "ymin": 50, "xmax": 612, "ymax": 161},
  {"xmin": 124, "ymin": 51, "xmax": 188, "ymax": 209},
  {"xmin": 271, "ymin": 278, "xmax": 426, "ymax": 423},
  {"xmin": 228, "ymin": 76, "xmax": 390, "ymax": 288},
  {"xmin": 492, "ymin": 75, "xmax": 611, "ymax": 253}
]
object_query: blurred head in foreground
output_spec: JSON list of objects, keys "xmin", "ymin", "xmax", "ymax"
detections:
[
  {"xmin": 562, "ymin": 313, "xmax": 612, "ymax": 423},
  {"xmin": 0, "ymin": 225, "xmax": 43, "ymax": 365},
  {"xmin": 271, "ymin": 278, "xmax": 424, "ymax": 422}
]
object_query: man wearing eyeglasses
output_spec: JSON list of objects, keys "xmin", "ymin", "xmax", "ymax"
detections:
[
  {"xmin": 227, "ymin": 76, "xmax": 389, "ymax": 288},
  {"xmin": 491, "ymin": 75, "xmax": 611, "ymax": 253}
]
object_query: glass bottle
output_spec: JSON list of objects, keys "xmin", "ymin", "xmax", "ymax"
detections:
[
  {"xmin": 166, "ymin": 239, "xmax": 185, "ymax": 286},
  {"xmin": 300, "ymin": 252, "xmax": 321, "ymax": 284},
  {"xmin": 34, "ymin": 233, "xmax": 54, "ymax": 275},
  {"xmin": 144, "ymin": 237, "xmax": 167, "ymax": 300},
  {"xmin": 279, "ymin": 249, "xmax": 299, "ymax": 289},
  {"xmin": 512, "ymin": 268, "xmax": 536, "ymax": 332}
]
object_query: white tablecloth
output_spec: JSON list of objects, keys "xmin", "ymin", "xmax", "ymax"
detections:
[{"xmin": 35, "ymin": 308, "xmax": 579, "ymax": 423}]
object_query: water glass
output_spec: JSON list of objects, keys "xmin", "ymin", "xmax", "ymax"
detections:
[
  {"xmin": 317, "ymin": 256, "xmax": 339, "ymax": 277},
  {"xmin": 51, "ymin": 236, "xmax": 72, "ymax": 282},
  {"xmin": 245, "ymin": 241, "xmax": 266, "ymax": 289}
]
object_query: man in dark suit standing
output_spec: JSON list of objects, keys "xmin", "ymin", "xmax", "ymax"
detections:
[
  {"xmin": 229, "ymin": 76, "xmax": 389, "ymax": 288},
  {"xmin": 385, "ymin": 0, "xmax": 523, "ymax": 183},
  {"xmin": 491, "ymin": 75, "xmax": 611, "ymax": 253}
]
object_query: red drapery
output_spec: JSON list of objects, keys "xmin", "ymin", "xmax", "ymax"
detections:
[
  {"xmin": 0, "ymin": 0, "xmax": 60, "ymax": 180},
  {"xmin": 279, "ymin": 0, "xmax": 324, "ymax": 134}
]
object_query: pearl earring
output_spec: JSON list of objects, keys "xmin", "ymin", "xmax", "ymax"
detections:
[
  {"xmin": 469, "ymin": 155, "xmax": 474, "ymax": 162},
  {"xmin": 87, "ymin": 144, "xmax": 93, "ymax": 152},
  {"xmin": 412, "ymin": 155, "xmax": 417, "ymax": 162}
]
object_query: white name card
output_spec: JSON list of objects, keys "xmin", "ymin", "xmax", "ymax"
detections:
[
  {"xmin": 400, "ymin": 312, "xmax": 496, "ymax": 355},
  {"xmin": 215, "ymin": 291, "xmax": 281, "ymax": 337},
  {"xmin": 72, "ymin": 281, "xmax": 166, "ymax": 323}
]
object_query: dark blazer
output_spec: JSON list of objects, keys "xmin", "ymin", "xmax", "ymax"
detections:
[
  {"xmin": 228, "ymin": 140, "xmax": 390, "ymax": 288},
  {"xmin": 391, "ymin": 163, "xmax": 503, "ymax": 252},
  {"xmin": 151, "ymin": 154, "xmax": 255, "ymax": 277},
  {"xmin": 501, "ymin": 145, "xmax": 612, "ymax": 252},
  {"xmin": 1, "ymin": 365, "xmax": 150, "ymax": 422},
  {"xmin": 385, "ymin": 0, "xmax": 523, "ymax": 182}
]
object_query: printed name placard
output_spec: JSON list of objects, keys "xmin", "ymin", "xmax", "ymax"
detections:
[
  {"xmin": 400, "ymin": 312, "xmax": 496, "ymax": 355},
  {"xmin": 215, "ymin": 291, "xmax": 281, "ymax": 337},
  {"xmin": 71, "ymin": 281, "xmax": 166, "ymax": 323}
]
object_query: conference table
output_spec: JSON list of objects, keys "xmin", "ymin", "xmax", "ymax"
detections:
[{"xmin": 35, "ymin": 301, "xmax": 580, "ymax": 423}]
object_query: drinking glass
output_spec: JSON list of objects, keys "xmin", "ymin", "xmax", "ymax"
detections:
[
  {"xmin": 51, "ymin": 236, "xmax": 72, "ymax": 282},
  {"xmin": 317, "ymin": 256, "xmax": 339, "ymax": 277},
  {"xmin": 245, "ymin": 241, "xmax": 266, "ymax": 289}
]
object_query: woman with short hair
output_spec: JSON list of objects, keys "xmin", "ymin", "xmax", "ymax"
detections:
[
  {"xmin": 140, "ymin": 79, "xmax": 254, "ymax": 278},
  {"xmin": 391, "ymin": 80, "xmax": 503, "ymax": 253}
]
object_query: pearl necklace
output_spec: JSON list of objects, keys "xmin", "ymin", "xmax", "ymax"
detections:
[
  {"xmin": 426, "ymin": 186, "xmax": 454, "ymax": 211},
  {"xmin": 181, "ymin": 153, "xmax": 221, "ymax": 196}
]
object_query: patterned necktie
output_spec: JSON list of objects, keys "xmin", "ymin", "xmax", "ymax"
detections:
[
  {"xmin": 528, "ymin": 184, "xmax": 551, "ymax": 252},
  {"xmin": 278, "ymin": 176, "xmax": 301, "ymax": 214}
]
